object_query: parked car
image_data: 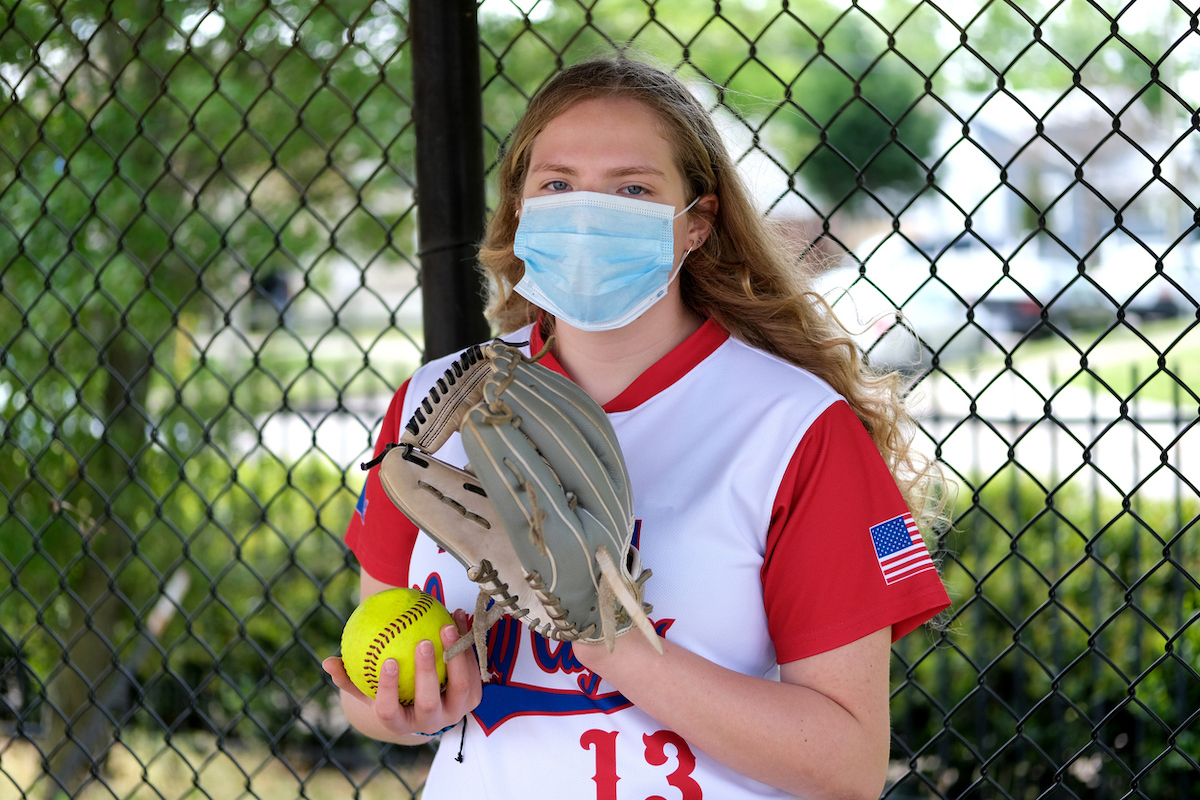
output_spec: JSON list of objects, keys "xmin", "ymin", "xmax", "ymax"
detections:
[
  {"xmin": 1084, "ymin": 237, "xmax": 1200, "ymax": 321},
  {"xmin": 816, "ymin": 233, "xmax": 1084, "ymax": 372},
  {"xmin": 813, "ymin": 261, "xmax": 993, "ymax": 374}
]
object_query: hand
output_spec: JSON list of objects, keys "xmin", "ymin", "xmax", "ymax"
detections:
[
  {"xmin": 569, "ymin": 624, "xmax": 664, "ymax": 676},
  {"xmin": 323, "ymin": 609, "xmax": 483, "ymax": 741}
]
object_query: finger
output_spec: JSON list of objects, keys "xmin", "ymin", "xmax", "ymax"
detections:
[
  {"xmin": 453, "ymin": 608, "xmax": 470, "ymax": 636},
  {"xmin": 410, "ymin": 639, "xmax": 443, "ymax": 725},
  {"xmin": 373, "ymin": 658, "xmax": 403, "ymax": 726},
  {"xmin": 442, "ymin": 623, "xmax": 484, "ymax": 711},
  {"xmin": 322, "ymin": 655, "xmax": 347, "ymax": 680},
  {"xmin": 322, "ymin": 657, "xmax": 371, "ymax": 704}
]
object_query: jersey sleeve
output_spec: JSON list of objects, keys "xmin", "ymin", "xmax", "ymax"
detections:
[
  {"xmin": 343, "ymin": 378, "xmax": 420, "ymax": 587},
  {"xmin": 762, "ymin": 400, "xmax": 951, "ymax": 663}
]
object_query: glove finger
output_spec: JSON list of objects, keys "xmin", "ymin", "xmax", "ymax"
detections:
[
  {"xmin": 461, "ymin": 408, "xmax": 601, "ymax": 594},
  {"xmin": 487, "ymin": 344, "xmax": 629, "ymax": 510},
  {"xmin": 463, "ymin": 413, "xmax": 605, "ymax": 637},
  {"xmin": 495, "ymin": 363, "xmax": 633, "ymax": 531},
  {"xmin": 400, "ymin": 343, "xmax": 492, "ymax": 454},
  {"xmin": 377, "ymin": 444, "xmax": 495, "ymax": 571}
]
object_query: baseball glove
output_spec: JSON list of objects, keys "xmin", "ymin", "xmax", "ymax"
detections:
[{"xmin": 370, "ymin": 339, "xmax": 660, "ymax": 680}]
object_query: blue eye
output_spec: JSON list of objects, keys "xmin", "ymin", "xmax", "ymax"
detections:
[
  {"xmin": 547, "ymin": 180, "xmax": 570, "ymax": 192},
  {"xmin": 623, "ymin": 185, "xmax": 647, "ymax": 195}
]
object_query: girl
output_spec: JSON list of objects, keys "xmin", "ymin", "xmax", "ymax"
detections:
[{"xmin": 325, "ymin": 57, "xmax": 950, "ymax": 799}]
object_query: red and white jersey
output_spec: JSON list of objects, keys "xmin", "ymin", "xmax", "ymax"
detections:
[{"xmin": 345, "ymin": 319, "xmax": 950, "ymax": 799}]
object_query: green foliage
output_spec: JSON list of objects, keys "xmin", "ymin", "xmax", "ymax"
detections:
[
  {"xmin": 0, "ymin": 0, "xmax": 418, "ymax": 754},
  {"xmin": 3, "ymin": 0, "xmax": 1198, "ymax": 792},
  {"xmin": 477, "ymin": 0, "xmax": 941, "ymax": 211},
  {"xmin": 0, "ymin": 422, "xmax": 361, "ymax": 741},
  {"xmin": 0, "ymin": 0, "xmax": 420, "ymax": 347},
  {"xmin": 891, "ymin": 471, "xmax": 1200, "ymax": 798},
  {"xmin": 696, "ymin": 2, "xmax": 940, "ymax": 212},
  {"xmin": 956, "ymin": 0, "xmax": 1176, "ymax": 108}
]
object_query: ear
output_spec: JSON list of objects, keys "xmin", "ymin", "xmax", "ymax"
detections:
[{"xmin": 686, "ymin": 193, "xmax": 718, "ymax": 249}]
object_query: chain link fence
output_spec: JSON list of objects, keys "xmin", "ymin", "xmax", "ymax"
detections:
[{"xmin": 2, "ymin": 0, "xmax": 1198, "ymax": 797}]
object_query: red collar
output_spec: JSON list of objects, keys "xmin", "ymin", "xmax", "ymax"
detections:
[{"xmin": 529, "ymin": 318, "xmax": 730, "ymax": 413}]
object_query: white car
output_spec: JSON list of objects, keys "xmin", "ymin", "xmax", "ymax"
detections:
[
  {"xmin": 1084, "ymin": 237, "xmax": 1200, "ymax": 321},
  {"xmin": 815, "ymin": 234, "xmax": 1076, "ymax": 372},
  {"xmin": 814, "ymin": 263, "xmax": 989, "ymax": 373}
]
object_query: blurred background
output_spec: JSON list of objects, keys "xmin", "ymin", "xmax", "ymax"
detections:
[{"xmin": 1, "ymin": 0, "xmax": 1197, "ymax": 797}]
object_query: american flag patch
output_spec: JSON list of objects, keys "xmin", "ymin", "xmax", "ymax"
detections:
[
  {"xmin": 355, "ymin": 484, "xmax": 369, "ymax": 523},
  {"xmin": 869, "ymin": 513, "xmax": 935, "ymax": 585}
]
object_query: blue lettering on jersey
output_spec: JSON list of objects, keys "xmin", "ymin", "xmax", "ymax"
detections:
[
  {"xmin": 474, "ymin": 681, "xmax": 633, "ymax": 734},
  {"xmin": 422, "ymin": 574, "xmax": 445, "ymax": 604},
  {"xmin": 486, "ymin": 616, "xmax": 523, "ymax": 684},
  {"xmin": 468, "ymin": 618, "xmax": 677, "ymax": 735},
  {"xmin": 436, "ymin": 519, "xmax": 674, "ymax": 735},
  {"xmin": 531, "ymin": 636, "xmax": 603, "ymax": 695}
]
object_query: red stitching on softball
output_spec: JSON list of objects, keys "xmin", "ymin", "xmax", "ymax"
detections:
[{"xmin": 359, "ymin": 593, "xmax": 436, "ymax": 688}]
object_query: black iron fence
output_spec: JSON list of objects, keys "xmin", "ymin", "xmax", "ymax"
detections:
[{"xmin": 1, "ymin": 0, "xmax": 1197, "ymax": 797}]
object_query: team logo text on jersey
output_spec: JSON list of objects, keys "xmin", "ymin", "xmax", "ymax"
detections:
[
  {"xmin": 421, "ymin": 569, "xmax": 673, "ymax": 734},
  {"xmin": 421, "ymin": 574, "xmax": 446, "ymax": 605},
  {"xmin": 869, "ymin": 512, "xmax": 935, "ymax": 585},
  {"xmin": 415, "ymin": 520, "xmax": 666, "ymax": 735},
  {"xmin": 471, "ymin": 617, "xmax": 675, "ymax": 733}
]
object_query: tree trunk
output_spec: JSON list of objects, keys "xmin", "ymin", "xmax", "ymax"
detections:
[{"xmin": 43, "ymin": 331, "xmax": 151, "ymax": 797}]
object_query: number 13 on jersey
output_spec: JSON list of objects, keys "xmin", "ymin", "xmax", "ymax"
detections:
[{"xmin": 581, "ymin": 729, "xmax": 703, "ymax": 799}]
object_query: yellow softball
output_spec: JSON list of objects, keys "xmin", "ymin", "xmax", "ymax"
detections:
[{"xmin": 340, "ymin": 587, "xmax": 455, "ymax": 704}]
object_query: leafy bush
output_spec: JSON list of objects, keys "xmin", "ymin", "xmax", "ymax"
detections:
[
  {"xmin": 0, "ymin": 423, "xmax": 361, "ymax": 748},
  {"xmin": 890, "ymin": 470, "xmax": 1199, "ymax": 798}
]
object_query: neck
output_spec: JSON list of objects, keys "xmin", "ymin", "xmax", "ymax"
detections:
[{"xmin": 550, "ymin": 299, "xmax": 704, "ymax": 406}]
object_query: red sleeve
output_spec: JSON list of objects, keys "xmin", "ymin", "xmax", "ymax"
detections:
[
  {"xmin": 762, "ymin": 400, "xmax": 951, "ymax": 663},
  {"xmin": 343, "ymin": 378, "xmax": 421, "ymax": 587}
]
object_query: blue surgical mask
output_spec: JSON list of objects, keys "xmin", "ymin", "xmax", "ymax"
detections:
[{"xmin": 512, "ymin": 191, "xmax": 696, "ymax": 331}]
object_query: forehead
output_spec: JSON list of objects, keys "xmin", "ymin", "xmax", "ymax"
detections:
[{"xmin": 528, "ymin": 96, "xmax": 678, "ymax": 168}]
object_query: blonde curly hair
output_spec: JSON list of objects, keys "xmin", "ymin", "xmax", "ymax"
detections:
[{"xmin": 478, "ymin": 57, "xmax": 946, "ymax": 525}]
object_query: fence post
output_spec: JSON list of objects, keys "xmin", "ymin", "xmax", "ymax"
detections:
[{"xmin": 410, "ymin": 0, "xmax": 491, "ymax": 361}]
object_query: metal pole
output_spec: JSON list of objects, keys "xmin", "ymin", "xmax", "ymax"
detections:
[{"xmin": 411, "ymin": 0, "xmax": 491, "ymax": 362}]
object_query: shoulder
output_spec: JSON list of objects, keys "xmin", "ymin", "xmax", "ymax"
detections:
[
  {"xmin": 682, "ymin": 334, "xmax": 843, "ymax": 447},
  {"xmin": 714, "ymin": 335, "xmax": 840, "ymax": 404}
]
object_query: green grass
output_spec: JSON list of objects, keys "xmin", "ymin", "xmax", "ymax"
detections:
[
  {"xmin": 0, "ymin": 732, "xmax": 432, "ymax": 800},
  {"xmin": 960, "ymin": 318, "xmax": 1200, "ymax": 407}
]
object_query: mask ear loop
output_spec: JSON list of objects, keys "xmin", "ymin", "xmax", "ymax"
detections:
[
  {"xmin": 666, "ymin": 246, "xmax": 692, "ymax": 288},
  {"xmin": 672, "ymin": 196, "xmax": 701, "ymax": 219},
  {"xmin": 667, "ymin": 195, "xmax": 704, "ymax": 285}
]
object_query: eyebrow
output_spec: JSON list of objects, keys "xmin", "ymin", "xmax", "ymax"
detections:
[{"xmin": 529, "ymin": 162, "xmax": 668, "ymax": 179}]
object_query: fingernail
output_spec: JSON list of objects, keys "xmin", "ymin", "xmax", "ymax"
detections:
[
  {"xmin": 418, "ymin": 640, "xmax": 434, "ymax": 657},
  {"xmin": 442, "ymin": 624, "xmax": 456, "ymax": 638},
  {"xmin": 383, "ymin": 659, "xmax": 397, "ymax": 675}
]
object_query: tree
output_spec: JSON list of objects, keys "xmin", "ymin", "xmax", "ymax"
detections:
[
  {"xmin": 1, "ymin": 0, "xmax": 415, "ymax": 791},
  {"xmin": 476, "ymin": 0, "xmax": 943, "ymax": 214}
]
